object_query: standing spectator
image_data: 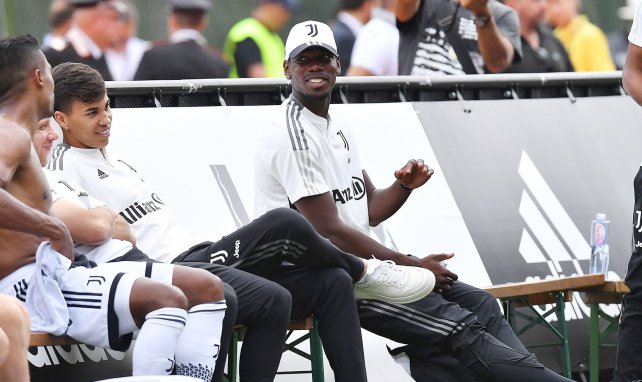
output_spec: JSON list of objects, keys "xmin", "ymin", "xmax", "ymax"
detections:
[
  {"xmin": 331, "ymin": 0, "xmax": 374, "ymax": 74},
  {"xmin": 348, "ymin": 0, "xmax": 399, "ymax": 76},
  {"xmin": 397, "ymin": 0, "xmax": 522, "ymax": 75},
  {"xmin": 134, "ymin": 0, "xmax": 228, "ymax": 80},
  {"xmin": 546, "ymin": 0, "xmax": 615, "ymax": 71},
  {"xmin": 105, "ymin": 0, "xmax": 150, "ymax": 81},
  {"xmin": 614, "ymin": 3, "xmax": 642, "ymax": 381},
  {"xmin": 0, "ymin": 296, "xmax": 30, "ymax": 382},
  {"xmin": 504, "ymin": 0, "xmax": 573, "ymax": 72},
  {"xmin": 224, "ymin": 0, "xmax": 299, "ymax": 78},
  {"xmin": 43, "ymin": 0, "xmax": 126, "ymax": 81},
  {"xmin": 42, "ymin": 0, "xmax": 74, "ymax": 50}
]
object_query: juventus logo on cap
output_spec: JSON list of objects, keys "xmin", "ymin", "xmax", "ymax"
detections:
[{"xmin": 306, "ymin": 23, "xmax": 318, "ymax": 37}]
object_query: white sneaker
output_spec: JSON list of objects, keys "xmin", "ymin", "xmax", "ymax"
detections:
[{"xmin": 353, "ymin": 258, "xmax": 436, "ymax": 304}]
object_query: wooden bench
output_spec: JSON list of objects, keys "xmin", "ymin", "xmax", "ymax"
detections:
[
  {"xmin": 483, "ymin": 274, "xmax": 606, "ymax": 378},
  {"xmin": 581, "ymin": 280, "xmax": 629, "ymax": 382},
  {"xmin": 30, "ymin": 318, "xmax": 324, "ymax": 382}
]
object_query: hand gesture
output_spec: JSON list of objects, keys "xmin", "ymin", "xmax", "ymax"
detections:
[
  {"xmin": 394, "ymin": 159, "xmax": 434, "ymax": 190},
  {"xmin": 418, "ymin": 253, "xmax": 458, "ymax": 292}
]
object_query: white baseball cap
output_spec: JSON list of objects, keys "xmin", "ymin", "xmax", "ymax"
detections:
[{"xmin": 284, "ymin": 20, "xmax": 338, "ymax": 60}]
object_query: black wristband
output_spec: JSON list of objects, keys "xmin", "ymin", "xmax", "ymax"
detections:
[{"xmin": 400, "ymin": 182, "xmax": 413, "ymax": 192}]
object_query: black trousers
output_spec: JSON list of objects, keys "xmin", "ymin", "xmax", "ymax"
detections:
[
  {"xmin": 173, "ymin": 208, "xmax": 367, "ymax": 382},
  {"xmin": 614, "ymin": 166, "xmax": 642, "ymax": 382},
  {"xmin": 359, "ymin": 281, "xmax": 571, "ymax": 382}
]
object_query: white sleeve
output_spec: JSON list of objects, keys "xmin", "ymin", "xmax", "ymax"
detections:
[
  {"xmin": 630, "ymin": 0, "xmax": 642, "ymax": 47},
  {"xmin": 46, "ymin": 170, "xmax": 107, "ymax": 209},
  {"xmin": 256, "ymin": 121, "xmax": 331, "ymax": 213},
  {"xmin": 271, "ymin": 130, "xmax": 329, "ymax": 204},
  {"xmin": 350, "ymin": 22, "xmax": 399, "ymax": 76}
]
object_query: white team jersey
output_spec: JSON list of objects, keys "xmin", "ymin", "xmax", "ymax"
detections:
[
  {"xmin": 630, "ymin": 0, "xmax": 642, "ymax": 46},
  {"xmin": 255, "ymin": 96, "xmax": 370, "ymax": 233},
  {"xmin": 45, "ymin": 169, "xmax": 132, "ymax": 263},
  {"xmin": 47, "ymin": 145, "xmax": 192, "ymax": 262}
]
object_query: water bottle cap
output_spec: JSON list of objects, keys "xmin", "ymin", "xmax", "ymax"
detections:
[{"xmin": 596, "ymin": 213, "xmax": 606, "ymax": 220}]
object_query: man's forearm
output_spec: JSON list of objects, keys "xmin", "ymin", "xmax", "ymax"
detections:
[
  {"xmin": 476, "ymin": 15, "xmax": 514, "ymax": 73},
  {"xmin": 323, "ymin": 221, "xmax": 419, "ymax": 267},
  {"xmin": 368, "ymin": 180, "xmax": 412, "ymax": 226},
  {"xmin": 0, "ymin": 189, "xmax": 63, "ymax": 238},
  {"xmin": 623, "ymin": 43, "xmax": 642, "ymax": 106}
]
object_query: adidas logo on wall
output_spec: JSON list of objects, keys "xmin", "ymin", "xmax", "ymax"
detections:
[{"xmin": 97, "ymin": 169, "xmax": 109, "ymax": 179}]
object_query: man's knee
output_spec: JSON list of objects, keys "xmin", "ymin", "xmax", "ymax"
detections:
[
  {"xmin": 259, "ymin": 281, "xmax": 292, "ymax": 318},
  {"xmin": 0, "ymin": 297, "xmax": 29, "ymax": 336},
  {"xmin": 131, "ymin": 279, "xmax": 188, "ymax": 319},
  {"xmin": 174, "ymin": 266, "xmax": 225, "ymax": 306},
  {"xmin": 264, "ymin": 208, "xmax": 312, "ymax": 231}
]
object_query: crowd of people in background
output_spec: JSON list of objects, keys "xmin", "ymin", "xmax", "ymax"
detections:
[{"xmin": 38, "ymin": 0, "xmax": 619, "ymax": 84}]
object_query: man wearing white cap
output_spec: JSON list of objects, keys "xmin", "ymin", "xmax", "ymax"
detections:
[{"xmin": 255, "ymin": 20, "xmax": 575, "ymax": 382}]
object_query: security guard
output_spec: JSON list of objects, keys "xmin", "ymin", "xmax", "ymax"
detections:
[
  {"xmin": 224, "ymin": 0, "xmax": 300, "ymax": 78},
  {"xmin": 43, "ymin": 0, "xmax": 126, "ymax": 81},
  {"xmin": 133, "ymin": 0, "xmax": 229, "ymax": 80}
]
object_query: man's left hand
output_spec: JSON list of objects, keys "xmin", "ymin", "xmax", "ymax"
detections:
[{"xmin": 394, "ymin": 159, "xmax": 434, "ymax": 190}]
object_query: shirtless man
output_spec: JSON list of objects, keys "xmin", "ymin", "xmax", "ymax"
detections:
[
  {"xmin": 0, "ymin": 35, "xmax": 226, "ymax": 381},
  {"xmin": 0, "ymin": 35, "xmax": 74, "ymax": 276}
]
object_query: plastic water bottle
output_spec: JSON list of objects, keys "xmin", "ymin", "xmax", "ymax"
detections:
[{"xmin": 589, "ymin": 213, "xmax": 610, "ymax": 276}]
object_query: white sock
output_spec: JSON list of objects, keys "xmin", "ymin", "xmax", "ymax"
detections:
[
  {"xmin": 132, "ymin": 307, "xmax": 187, "ymax": 376},
  {"xmin": 174, "ymin": 301, "xmax": 227, "ymax": 381}
]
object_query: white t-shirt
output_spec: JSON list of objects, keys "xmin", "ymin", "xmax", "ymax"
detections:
[
  {"xmin": 255, "ymin": 97, "xmax": 370, "ymax": 233},
  {"xmin": 46, "ymin": 169, "xmax": 132, "ymax": 263},
  {"xmin": 349, "ymin": 8, "xmax": 399, "ymax": 76},
  {"xmin": 630, "ymin": 0, "xmax": 642, "ymax": 47},
  {"xmin": 47, "ymin": 145, "xmax": 192, "ymax": 263}
]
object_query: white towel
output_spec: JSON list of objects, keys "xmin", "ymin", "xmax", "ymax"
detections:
[{"xmin": 25, "ymin": 242, "xmax": 71, "ymax": 335}]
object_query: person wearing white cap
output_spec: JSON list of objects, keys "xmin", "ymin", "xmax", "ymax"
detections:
[{"xmin": 255, "ymin": 20, "xmax": 575, "ymax": 382}]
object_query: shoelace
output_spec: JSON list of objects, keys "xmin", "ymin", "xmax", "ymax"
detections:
[{"xmin": 371, "ymin": 260, "xmax": 406, "ymax": 287}]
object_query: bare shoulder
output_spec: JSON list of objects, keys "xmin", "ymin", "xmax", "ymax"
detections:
[
  {"xmin": 0, "ymin": 118, "xmax": 33, "ymax": 185},
  {"xmin": 0, "ymin": 117, "xmax": 31, "ymax": 148}
]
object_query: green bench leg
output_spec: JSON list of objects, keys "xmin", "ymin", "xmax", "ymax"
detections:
[
  {"xmin": 554, "ymin": 292, "xmax": 571, "ymax": 379},
  {"xmin": 589, "ymin": 303, "xmax": 599, "ymax": 382},
  {"xmin": 310, "ymin": 318, "xmax": 324, "ymax": 382}
]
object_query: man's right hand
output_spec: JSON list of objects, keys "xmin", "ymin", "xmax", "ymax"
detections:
[
  {"xmin": 49, "ymin": 218, "xmax": 75, "ymax": 260},
  {"xmin": 418, "ymin": 253, "xmax": 458, "ymax": 292}
]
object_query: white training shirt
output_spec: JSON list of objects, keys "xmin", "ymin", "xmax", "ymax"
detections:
[
  {"xmin": 47, "ymin": 144, "xmax": 192, "ymax": 263},
  {"xmin": 349, "ymin": 8, "xmax": 399, "ymax": 76},
  {"xmin": 45, "ymin": 169, "xmax": 133, "ymax": 263},
  {"xmin": 255, "ymin": 96, "xmax": 370, "ymax": 234},
  {"xmin": 630, "ymin": 0, "xmax": 642, "ymax": 47}
]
